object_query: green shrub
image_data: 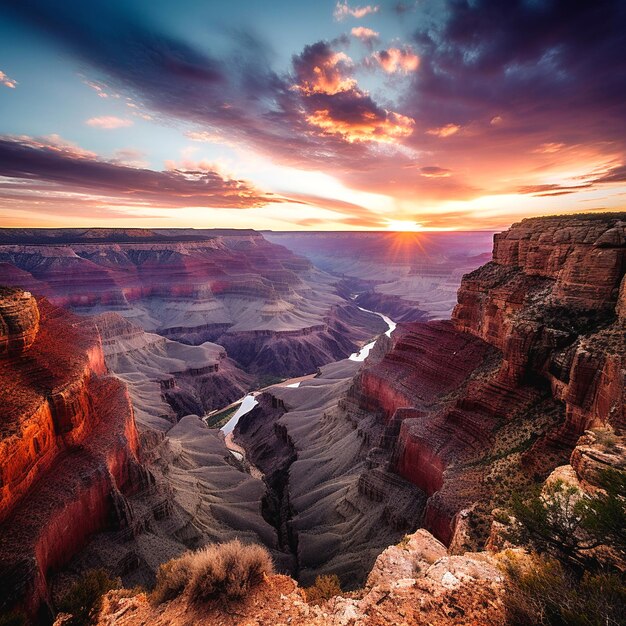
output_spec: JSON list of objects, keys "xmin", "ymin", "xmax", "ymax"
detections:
[
  {"xmin": 303, "ymin": 575, "xmax": 342, "ymax": 604},
  {"xmin": 502, "ymin": 552, "xmax": 625, "ymax": 626},
  {"xmin": 56, "ymin": 569, "xmax": 119, "ymax": 626}
]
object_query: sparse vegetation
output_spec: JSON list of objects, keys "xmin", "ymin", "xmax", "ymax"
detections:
[
  {"xmin": 56, "ymin": 569, "xmax": 119, "ymax": 626},
  {"xmin": 152, "ymin": 540, "xmax": 273, "ymax": 606},
  {"xmin": 303, "ymin": 574, "xmax": 342, "ymax": 605},
  {"xmin": 502, "ymin": 552, "xmax": 625, "ymax": 626},
  {"xmin": 151, "ymin": 551, "xmax": 196, "ymax": 605},
  {"xmin": 205, "ymin": 403, "xmax": 240, "ymax": 428},
  {"xmin": 507, "ymin": 470, "xmax": 626, "ymax": 570},
  {"xmin": 501, "ymin": 467, "xmax": 626, "ymax": 625},
  {"xmin": 0, "ymin": 610, "xmax": 27, "ymax": 626}
]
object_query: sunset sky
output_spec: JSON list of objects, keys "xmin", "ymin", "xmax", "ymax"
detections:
[{"xmin": 0, "ymin": 0, "xmax": 625, "ymax": 231}]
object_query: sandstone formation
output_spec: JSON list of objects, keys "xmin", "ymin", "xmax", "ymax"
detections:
[
  {"xmin": 240, "ymin": 213, "xmax": 625, "ymax": 584},
  {"xmin": 0, "ymin": 290, "xmax": 144, "ymax": 620},
  {"xmin": 0, "ymin": 229, "xmax": 385, "ymax": 378},
  {"xmin": 0, "ymin": 289, "xmax": 275, "ymax": 621}
]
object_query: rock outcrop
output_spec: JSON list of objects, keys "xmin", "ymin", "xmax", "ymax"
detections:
[
  {"xmin": 92, "ymin": 528, "xmax": 506, "ymax": 626},
  {"xmin": 0, "ymin": 290, "xmax": 145, "ymax": 620}
]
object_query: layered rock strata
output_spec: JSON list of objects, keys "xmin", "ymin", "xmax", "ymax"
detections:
[
  {"xmin": 0, "ymin": 290, "xmax": 144, "ymax": 619},
  {"xmin": 0, "ymin": 230, "xmax": 385, "ymax": 378},
  {"xmin": 95, "ymin": 312, "xmax": 250, "ymax": 429},
  {"xmin": 239, "ymin": 214, "xmax": 624, "ymax": 583}
]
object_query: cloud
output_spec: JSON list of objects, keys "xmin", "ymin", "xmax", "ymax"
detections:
[
  {"xmin": 374, "ymin": 47, "xmax": 419, "ymax": 73},
  {"xmin": 293, "ymin": 43, "xmax": 356, "ymax": 95},
  {"xmin": 86, "ymin": 116, "xmax": 134, "ymax": 129},
  {"xmin": 351, "ymin": 26, "xmax": 379, "ymax": 44},
  {"xmin": 426, "ymin": 124, "xmax": 460, "ymax": 138},
  {"xmin": 420, "ymin": 166, "xmax": 451, "ymax": 178},
  {"xmin": 334, "ymin": 1, "xmax": 379, "ymax": 21},
  {"xmin": 516, "ymin": 183, "xmax": 593, "ymax": 197},
  {"xmin": 5, "ymin": 0, "xmax": 626, "ymax": 220},
  {"xmin": 293, "ymin": 41, "xmax": 415, "ymax": 144},
  {"xmin": 0, "ymin": 135, "xmax": 278, "ymax": 210},
  {"xmin": 306, "ymin": 107, "xmax": 414, "ymax": 144},
  {"xmin": 591, "ymin": 164, "xmax": 626, "ymax": 184},
  {"xmin": 0, "ymin": 70, "xmax": 17, "ymax": 88}
]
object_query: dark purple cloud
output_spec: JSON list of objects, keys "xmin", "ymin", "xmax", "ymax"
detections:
[{"xmin": 0, "ymin": 136, "xmax": 277, "ymax": 208}]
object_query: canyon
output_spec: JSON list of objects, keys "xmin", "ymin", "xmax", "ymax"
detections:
[
  {"xmin": 265, "ymin": 230, "xmax": 493, "ymax": 321},
  {"xmin": 0, "ymin": 214, "xmax": 624, "ymax": 623},
  {"xmin": 0, "ymin": 228, "xmax": 386, "ymax": 379}
]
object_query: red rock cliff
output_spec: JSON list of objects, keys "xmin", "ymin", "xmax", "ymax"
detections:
[
  {"xmin": 0, "ymin": 289, "xmax": 145, "ymax": 619},
  {"xmin": 355, "ymin": 213, "xmax": 625, "ymax": 544}
]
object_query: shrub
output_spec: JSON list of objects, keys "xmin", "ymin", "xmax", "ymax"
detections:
[
  {"xmin": 188, "ymin": 540, "xmax": 273, "ymax": 603},
  {"xmin": 56, "ymin": 569, "xmax": 119, "ymax": 626},
  {"xmin": 151, "ymin": 540, "xmax": 274, "ymax": 606},
  {"xmin": 502, "ymin": 552, "xmax": 625, "ymax": 626},
  {"xmin": 507, "ymin": 469, "xmax": 626, "ymax": 571},
  {"xmin": 303, "ymin": 575, "xmax": 342, "ymax": 605},
  {"xmin": 151, "ymin": 552, "xmax": 196, "ymax": 605}
]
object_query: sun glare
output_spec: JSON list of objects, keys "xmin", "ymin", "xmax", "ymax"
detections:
[{"xmin": 386, "ymin": 220, "xmax": 423, "ymax": 232}]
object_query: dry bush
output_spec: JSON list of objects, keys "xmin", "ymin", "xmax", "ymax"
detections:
[
  {"xmin": 188, "ymin": 540, "xmax": 273, "ymax": 603},
  {"xmin": 303, "ymin": 575, "xmax": 342, "ymax": 605},
  {"xmin": 152, "ymin": 540, "xmax": 273, "ymax": 606},
  {"xmin": 151, "ymin": 551, "xmax": 196, "ymax": 605}
]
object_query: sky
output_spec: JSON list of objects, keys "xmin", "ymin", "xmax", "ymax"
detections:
[{"xmin": 0, "ymin": 0, "xmax": 625, "ymax": 231}]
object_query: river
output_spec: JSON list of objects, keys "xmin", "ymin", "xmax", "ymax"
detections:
[{"xmin": 214, "ymin": 306, "xmax": 396, "ymax": 466}]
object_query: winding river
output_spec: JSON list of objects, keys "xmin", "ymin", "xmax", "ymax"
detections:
[{"xmin": 215, "ymin": 306, "xmax": 397, "ymax": 454}]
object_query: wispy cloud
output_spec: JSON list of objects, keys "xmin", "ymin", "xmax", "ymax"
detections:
[
  {"xmin": 374, "ymin": 47, "xmax": 419, "ymax": 73},
  {"xmin": 350, "ymin": 26, "xmax": 379, "ymax": 44},
  {"xmin": 0, "ymin": 135, "xmax": 278, "ymax": 210},
  {"xmin": 334, "ymin": 1, "xmax": 379, "ymax": 21},
  {"xmin": 426, "ymin": 124, "xmax": 460, "ymax": 138},
  {"xmin": 86, "ymin": 116, "xmax": 134, "ymax": 129},
  {"xmin": 0, "ymin": 70, "xmax": 17, "ymax": 88}
]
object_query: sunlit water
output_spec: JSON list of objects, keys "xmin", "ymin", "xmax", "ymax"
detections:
[
  {"xmin": 349, "ymin": 307, "xmax": 396, "ymax": 362},
  {"xmin": 221, "ymin": 394, "xmax": 258, "ymax": 434},
  {"xmin": 218, "ymin": 306, "xmax": 396, "ymax": 434}
]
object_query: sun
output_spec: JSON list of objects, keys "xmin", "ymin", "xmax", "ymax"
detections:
[{"xmin": 385, "ymin": 220, "xmax": 423, "ymax": 232}]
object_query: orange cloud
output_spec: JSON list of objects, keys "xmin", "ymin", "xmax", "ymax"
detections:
[
  {"xmin": 306, "ymin": 108, "xmax": 414, "ymax": 144},
  {"xmin": 85, "ymin": 116, "xmax": 134, "ymax": 129},
  {"xmin": 426, "ymin": 123, "xmax": 460, "ymax": 138},
  {"xmin": 334, "ymin": 1, "xmax": 379, "ymax": 20},
  {"xmin": 375, "ymin": 47, "xmax": 419, "ymax": 73},
  {"xmin": 294, "ymin": 51, "xmax": 356, "ymax": 95},
  {"xmin": 351, "ymin": 27, "xmax": 379, "ymax": 43},
  {"xmin": 0, "ymin": 70, "xmax": 17, "ymax": 89}
]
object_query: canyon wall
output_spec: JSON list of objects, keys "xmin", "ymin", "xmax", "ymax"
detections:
[
  {"xmin": 0, "ymin": 288, "xmax": 145, "ymax": 619},
  {"xmin": 239, "ymin": 214, "xmax": 624, "ymax": 584}
]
